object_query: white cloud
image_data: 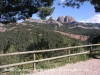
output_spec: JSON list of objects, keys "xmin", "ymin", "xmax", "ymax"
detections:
[
  {"xmin": 61, "ymin": 0, "xmax": 65, "ymax": 2},
  {"xmin": 61, "ymin": 0, "xmax": 66, "ymax": 3},
  {"xmin": 79, "ymin": 14, "xmax": 100, "ymax": 23}
]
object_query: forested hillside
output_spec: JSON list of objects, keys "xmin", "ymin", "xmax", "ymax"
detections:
[
  {"xmin": 1, "ymin": 21, "xmax": 100, "ymax": 75},
  {"xmin": 1, "ymin": 21, "xmax": 100, "ymax": 53}
]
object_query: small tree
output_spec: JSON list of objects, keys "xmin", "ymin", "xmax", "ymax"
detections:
[{"xmin": 5, "ymin": 45, "xmax": 19, "ymax": 64}]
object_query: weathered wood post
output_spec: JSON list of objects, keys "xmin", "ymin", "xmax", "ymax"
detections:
[
  {"xmin": 68, "ymin": 46, "xmax": 70, "ymax": 63},
  {"xmin": 33, "ymin": 50, "xmax": 36, "ymax": 72},
  {"xmin": 90, "ymin": 44, "xmax": 92, "ymax": 57}
]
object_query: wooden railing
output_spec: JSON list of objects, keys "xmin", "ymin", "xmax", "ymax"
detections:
[{"xmin": 0, "ymin": 44, "xmax": 100, "ymax": 72}]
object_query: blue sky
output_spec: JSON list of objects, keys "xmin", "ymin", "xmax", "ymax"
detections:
[{"xmin": 32, "ymin": 0, "xmax": 100, "ymax": 21}]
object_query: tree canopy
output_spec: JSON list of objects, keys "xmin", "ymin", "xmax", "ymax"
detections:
[
  {"xmin": 0, "ymin": 0, "xmax": 54, "ymax": 23},
  {"xmin": 61, "ymin": 0, "xmax": 100, "ymax": 12},
  {"xmin": 0, "ymin": 0, "xmax": 100, "ymax": 23}
]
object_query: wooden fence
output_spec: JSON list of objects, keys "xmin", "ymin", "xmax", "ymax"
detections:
[{"xmin": 0, "ymin": 44, "xmax": 100, "ymax": 72}]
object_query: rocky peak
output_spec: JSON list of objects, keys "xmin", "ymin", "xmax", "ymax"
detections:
[
  {"xmin": 47, "ymin": 17, "xmax": 63, "ymax": 26},
  {"xmin": 64, "ymin": 16, "xmax": 75, "ymax": 22},
  {"xmin": 57, "ymin": 16, "xmax": 75, "ymax": 23},
  {"xmin": 57, "ymin": 16, "xmax": 65, "ymax": 23}
]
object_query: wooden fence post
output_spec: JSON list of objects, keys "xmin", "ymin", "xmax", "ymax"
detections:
[
  {"xmin": 90, "ymin": 44, "xmax": 92, "ymax": 57},
  {"xmin": 68, "ymin": 49, "xmax": 70, "ymax": 63},
  {"xmin": 33, "ymin": 52, "xmax": 36, "ymax": 72}
]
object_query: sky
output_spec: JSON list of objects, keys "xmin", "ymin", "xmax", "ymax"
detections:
[{"xmin": 32, "ymin": 0, "xmax": 100, "ymax": 22}]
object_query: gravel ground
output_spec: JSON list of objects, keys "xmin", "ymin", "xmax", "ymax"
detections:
[{"xmin": 26, "ymin": 59, "xmax": 100, "ymax": 75}]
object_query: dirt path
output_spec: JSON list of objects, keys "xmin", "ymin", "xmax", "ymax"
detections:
[{"xmin": 26, "ymin": 59, "xmax": 100, "ymax": 75}]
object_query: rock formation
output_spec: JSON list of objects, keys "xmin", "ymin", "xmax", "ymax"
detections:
[
  {"xmin": 57, "ymin": 16, "xmax": 65, "ymax": 23},
  {"xmin": 57, "ymin": 16, "xmax": 75, "ymax": 23},
  {"xmin": 64, "ymin": 16, "xmax": 75, "ymax": 22},
  {"xmin": 46, "ymin": 17, "xmax": 63, "ymax": 26},
  {"xmin": 25, "ymin": 17, "xmax": 63, "ymax": 26}
]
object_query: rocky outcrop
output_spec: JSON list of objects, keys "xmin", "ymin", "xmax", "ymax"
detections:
[
  {"xmin": 57, "ymin": 16, "xmax": 65, "ymax": 23},
  {"xmin": 25, "ymin": 17, "xmax": 63, "ymax": 26},
  {"xmin": 25, "ymin": 18, "xmax": 44, "ymax": 23},
  {"xmin": 46, "ymin": 17, "xmax": 63, "ymax": 26},
  {"xmin": 64, "ymin": 16, "xmax": 75, "ymax": 22},
  {"xmin": 57, "ymin": 16, "xmax": 75, "ymax": 23}
]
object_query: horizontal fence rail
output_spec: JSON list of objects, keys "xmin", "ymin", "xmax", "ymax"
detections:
[
  {"xmin": 0, "ymin": 51, "xmax": 89, "ymax": 69},
  {"xmin": 0, "ymin": 44, "xmax": 100, "ymax": 72},
  {"xmin": 0, "ymin": 44, "xmax": 100, "ymax": 57}
]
